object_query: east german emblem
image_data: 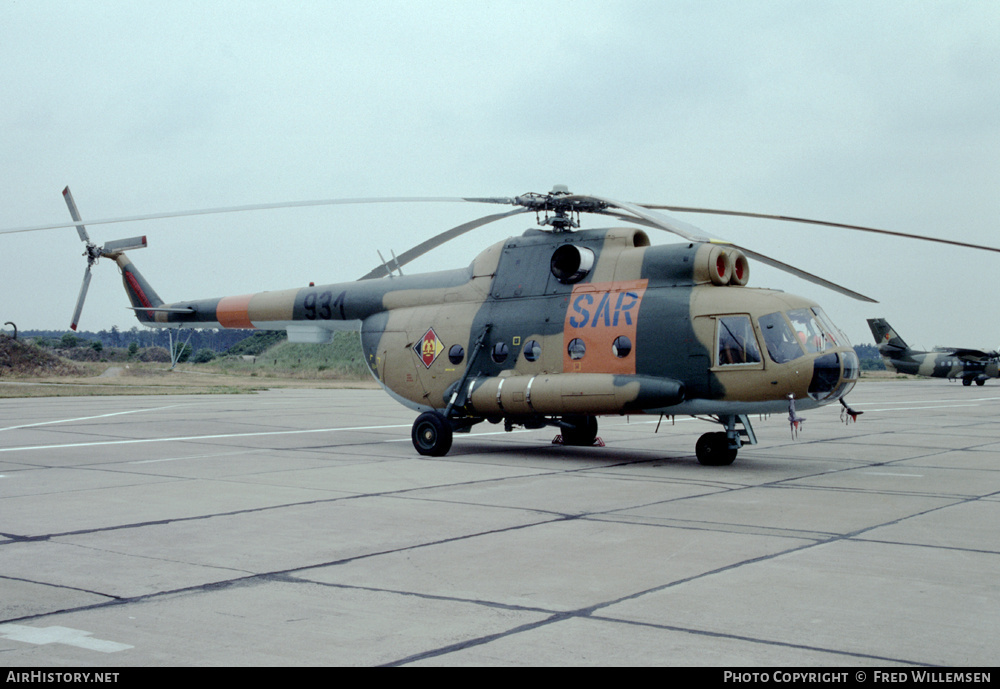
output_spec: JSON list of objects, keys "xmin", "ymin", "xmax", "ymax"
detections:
[{"xmin": 414, "ymin": 328, "xmax": 444, "ymax": 369}]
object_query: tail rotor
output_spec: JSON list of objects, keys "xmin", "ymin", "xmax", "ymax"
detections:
[{"xmin": 62, "ymin": 187, "xmax": 147, "ymax": 330}]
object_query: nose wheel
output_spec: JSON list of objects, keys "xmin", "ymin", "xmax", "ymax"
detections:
[
  {"xmin": 412, "ymin": 411, "xmax": 453, "ymax": 456},
  {"xmin": 695, "ymin": 432, "xmax": 738, "ymax": 466}
]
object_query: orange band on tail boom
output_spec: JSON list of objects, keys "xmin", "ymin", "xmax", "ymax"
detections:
[{"xmin": 217, "ymin": 294, "xmax": 255, "ymax": 329}]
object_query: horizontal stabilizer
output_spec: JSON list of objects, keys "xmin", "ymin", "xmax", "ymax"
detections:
[{"xmin": 126, "ymin": 306, "xmax": 194, "ymax": 313}]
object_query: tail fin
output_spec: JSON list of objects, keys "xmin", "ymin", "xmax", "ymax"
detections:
[
  {"xmin": 115, "ymin": 254, "xmax": 164, "ymax": 324},
  {"xmin": 867, "ymin": 318, "xmax": 908, "ymax": 351}
]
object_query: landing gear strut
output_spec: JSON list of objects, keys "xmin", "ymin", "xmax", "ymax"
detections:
[
  {"xmin": 412, "ymin": 411, "xmax": 453, "ymax": 456},
  {"xmin": 694, "ymin": 414, "xmax": 756, "ymax": 466}
]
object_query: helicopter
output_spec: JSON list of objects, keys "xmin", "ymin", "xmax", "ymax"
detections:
[
  {"xmin": 14, "ymin": 185, "xmax": 1000, "ymax": 465},
  {"xmin": 868, "ymin": 318, "xmax": 1000, "ymax": 386}
]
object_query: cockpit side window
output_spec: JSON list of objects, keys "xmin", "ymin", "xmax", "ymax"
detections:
[
  {"xmin": 759, "ymin": 312, "xmax": 804, "ymax": 363},
  {"xmin": 716, "ymin": 315, "xmax": 762, "ymax": 366}
]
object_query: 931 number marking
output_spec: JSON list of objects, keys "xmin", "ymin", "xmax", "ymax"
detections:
[{"xmin": 303, "ymin": 290, "xmax": 346, "ymax": 320}]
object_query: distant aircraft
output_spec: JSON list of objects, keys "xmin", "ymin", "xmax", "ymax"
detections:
[{"xmin": 867, "ymin": 318, "xmax": 1000, "ymax": 386}]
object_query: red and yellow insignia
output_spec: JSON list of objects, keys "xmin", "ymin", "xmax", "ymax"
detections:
[{"xmin": 414, "ymin": 327, "xmax": 444, "ymax": 369}]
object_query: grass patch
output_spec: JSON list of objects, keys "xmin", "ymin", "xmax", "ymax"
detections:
[
  {"xmin": 0, "ymin": 332, "xmax": 377, "ymax": 397},
  {"xmin": 210, "ymin": 332, "xmax": 370, "ymax": 380}
]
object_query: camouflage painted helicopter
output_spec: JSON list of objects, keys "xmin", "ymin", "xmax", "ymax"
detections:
[
  {"xmin": 868, "ymin": 318, "xmax": 1000, "ymax": 386},
  {"xmin": 17, "ymin": 186, "xmax": 1000, "ymax": 465}
]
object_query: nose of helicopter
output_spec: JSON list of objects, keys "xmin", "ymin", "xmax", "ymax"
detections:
[{"xmin": 807, "ymin": 348, "xmax": 860, "ymax": 403}]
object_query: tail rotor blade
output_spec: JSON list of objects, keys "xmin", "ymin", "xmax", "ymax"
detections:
[
  {"xmin": 62, "ymin": 186, "xmax": 91, "ymax": 244},
  {"xmin": 102, "ymin": 235, "xmax": 148, "ymax": 254},
  {"xmin": 70, "ymin": 266, "xmax": 92, "ymax": 331}
]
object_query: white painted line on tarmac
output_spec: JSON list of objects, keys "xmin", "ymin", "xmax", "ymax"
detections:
[
  {"xmin": 849, "ymin": 396, "xmax": 1000, "ymax": 406},
  {"xmin": 0, "ymin": 624, "xmax": 133, "ymax": 653},
  {"xmin": 0, "ymin": 404, "xmax": 185, "ymax": 433},
  {"xmin": 0, "ymin": 422, "xmax": 412, "ymax": 453},
  {"xmin": 860, "ymin": 404, "xmax": 986, "ymax": 412}
]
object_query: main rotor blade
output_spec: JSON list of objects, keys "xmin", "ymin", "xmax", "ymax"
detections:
[
  {"xmin": 581, "ymin": 195, "xmax": 713, "ymax": 242},
  {"xmin": 62, "ymin": 186, "xmax": 90, "ymax": 243},
  {"xmin": 638, "ymin": 204, "xmax": 1000, "ymax": 255},
  {"xmin": 733, "ymin": 244, "xmax": 877, "ymax": 303},
  {"xmin": 70, "ymin": 266, "xmax": 92, "ymax": 331},
  {"xmin": 358, "ymin": 207, "xmax": 531, "ymax": 280},
  {"xmin": 597, "ymin": 208, "xmax": 878, "ymax": 303},
  {"xmin": 0, "ymin": 196, "xmax": 510, "ymax": 236}
]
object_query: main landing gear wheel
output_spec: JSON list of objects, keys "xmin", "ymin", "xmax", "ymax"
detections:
[
  {"xmin": 695, "ymin": 432, "xmax": 737, "ymax": 466},
  {"xmin": 561, "ymin": 415, "xmax": 598, "ymax": 446},
  {"xmin": 412, "ymin": 411, "xmax": 453, "ymax": 456}
]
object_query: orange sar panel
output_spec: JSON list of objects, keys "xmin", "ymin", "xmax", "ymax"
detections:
[{"xmin": 563, "ymin": 279, "xmax": 647, "ymax": 375}]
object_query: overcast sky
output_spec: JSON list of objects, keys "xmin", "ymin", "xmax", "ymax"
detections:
[{"xmin": 2, "ymin": 0, "xmax": 998, "ymax": 351}]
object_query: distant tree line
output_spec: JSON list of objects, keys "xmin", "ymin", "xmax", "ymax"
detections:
[
  {"xmin": 853, "ymin": 343, "xmax": 886, "ymax": 370},
  {"xmin": 17, "ymin": 327, "xmax": 260, "ymax": 353}
]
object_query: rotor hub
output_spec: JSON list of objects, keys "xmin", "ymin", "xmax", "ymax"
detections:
[
  {"xmin": 514, "ymin": 187, "xmax": 607, "ymax": 232},
  {"xmin": 84, "ymin": 242, "xmax": 102, "ymax": 266}
]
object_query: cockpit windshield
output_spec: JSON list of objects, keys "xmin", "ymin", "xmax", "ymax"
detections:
[
  {"xmin": 758, "ymin": 308, "xmax": 851, "ymax": 364},
  {"xmin": 811, "ymin": 306, "xmax": 848, "ymax": 347},
  {"xmin": 759, "ymin": 311, "xmax": 804, "ymax": 364},
  {"xmin": 788, "ymin": 308, "xmax": 834, "ymax": 354}
]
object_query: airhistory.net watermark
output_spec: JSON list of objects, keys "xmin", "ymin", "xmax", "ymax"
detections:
[{"xmin": 6, "ymin": 673, "xmax": 119, "ymax": 684}]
